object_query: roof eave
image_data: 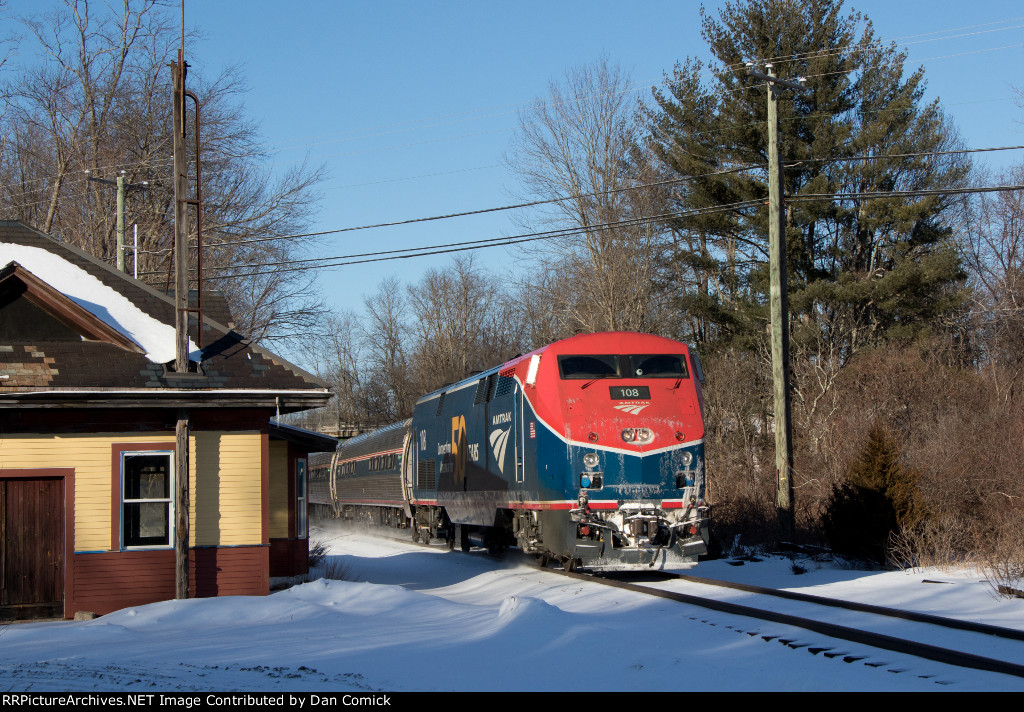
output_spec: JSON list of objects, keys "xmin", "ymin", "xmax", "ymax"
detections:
[{"xmin": 0, "ymin": 388, "xmax": 332, "ymax": 412}]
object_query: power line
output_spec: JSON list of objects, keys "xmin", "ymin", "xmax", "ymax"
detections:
[
  {"xmin": 139, "ymin": 200, "xmax": 766, "ymax": 281},
  {"xmin": 784, "ymin": 144, "xmax": 1024, "ymax": 167},
  {"xmin": 721, "ymin": 16, "xmax": 1024, "ymax": 74},
  {"xmin": 788, "ymin": 183, "xmax": 1024, "ymax": 203},
  {"xmin": 135, "ymin": 143, "xmax": 1024, "ymax": 256},
  {"xmin": 139, "ymin": 181, "xmax": 1024, "ymax": 281},
  {"xmin": 134, "ymin": 162, "xmax": 768, "ymax": 256}
]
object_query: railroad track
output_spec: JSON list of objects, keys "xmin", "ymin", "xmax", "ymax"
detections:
[
  {"xmin": 314, "ymin": 521, "xmax": 1024, "ymax": 682},
  {"xmin": 547, "ymin": 566, "xmax": 1024, "ymax": 681}
]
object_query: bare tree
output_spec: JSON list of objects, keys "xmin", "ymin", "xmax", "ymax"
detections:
[
  {"xmin": 963, "ymin": 163, "xmax": 1024, "ymax": 397},
  {"xmin": 297, "ymin": 310, "xmax": 367, "ymax": 432},
  {"xmin": 506, "ymin": 56, "xmax": 665, "ymax": 335},
  {"xmin": 407, "ymin": 255, "xmax": 524, "ymax": 394},
  {"xmin": 359, "ymin": 276, "xmax": 415, "ymax": 422},
  {"xmin": 0, "ymin": 0, "xmax": 325, "ymax": 347},
  {"xmin": 302, "ymin": 258, "xmax": 526, "ymax": 425}
]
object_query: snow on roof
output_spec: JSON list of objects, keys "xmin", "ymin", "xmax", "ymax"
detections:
[{"xmin": 2, "ymin": 243, "xmax": 200, "ymax": 363}]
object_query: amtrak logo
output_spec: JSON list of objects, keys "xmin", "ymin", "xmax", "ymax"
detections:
[
  {"xmin": 614, "ymin": 403, "xmax": 650, "ymax": 415},
  {"xmin": 489, "ymin": 427, "xmax": 511, "ymax": 474}
]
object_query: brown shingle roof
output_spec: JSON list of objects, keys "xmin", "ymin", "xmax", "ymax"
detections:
[{"xmin": 0, "ymin": 222, "xmax": 329, "ymax": 411}]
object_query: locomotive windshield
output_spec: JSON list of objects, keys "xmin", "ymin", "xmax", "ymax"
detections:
[
  {"xmin": 629, "ymin": 354, "xmax": 688, "ymax": 378},
  {"xmin": 558, "ymin": 353, "xmax": 690, "ymax": 379},
  {"xmin": 558, "ymin": 355, "xmax": 620, "ymax": 379}
]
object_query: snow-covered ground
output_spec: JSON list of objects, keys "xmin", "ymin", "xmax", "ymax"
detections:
[{"xmin": 2, "ymin": 522, "xmax": 1022, "ymax": 692}]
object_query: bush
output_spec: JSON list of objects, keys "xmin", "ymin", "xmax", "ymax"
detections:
[
  {"xmin": 979, "ymin": 508, "xmax": 1024, "ymax": 599},
  {"xmin": 823, "ymin": 422, "xmax": 918, "ymax": 563},
  {"xmin": 887, "ymin": 513, "xmax": 974, "ymax": 570}
]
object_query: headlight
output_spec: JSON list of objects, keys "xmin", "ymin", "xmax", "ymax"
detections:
[
  {"xmin": 583, "ymin": 452, "xmax": 600, "ymax": 468},
  {"xmin": 681, "ymin": 451, "xmax": 693, "ymax": 467},
  {"xmin": 621, "ymin": 429, "xmax": 635, "ymax": 442}
]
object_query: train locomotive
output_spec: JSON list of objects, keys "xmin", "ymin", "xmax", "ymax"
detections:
[{"xmin": 311, "ymin": 331, "xmax": 710, "ymax": 571}]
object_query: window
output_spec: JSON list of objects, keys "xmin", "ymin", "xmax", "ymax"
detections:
[
  {"xmin": 628, "ymin": 354, "xmax": 688, "ymax": 378},
  {"xmin": 557, "ymin": 354, "xmax": 690, "ymax": 380},
  {"xmin": 558, "ymin": 355, "xmax": 620, "ymax": 379},
  {"xmin": 121, "ymin": 451, "xmax": 174, "ymax": 549},
  {"xmin": 296, "ymin": 458, "xmax": 307, "ymax": 539}
]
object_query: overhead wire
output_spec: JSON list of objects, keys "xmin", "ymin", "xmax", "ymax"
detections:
[
  {"xmin": 133, "ymin": 143, "xmax": 1024, "ymax": 257},
  {"xmin": 720, "ymin": 16, "xmax": 1024, "ymax": 73},
  {"xmin": 7, "ymin": 12, "xmax": 1024, "ymax": 279},
  {"xmin": 138, "ymin": 199, "xmax": 767, "ymax": 282},
  {"xmin": 134, "ymin": 161, "xmax": 767, "ymax": 255},
  {"xmin": 137, "ymin": 179, "xmax": 1024, "ymax": 282}
]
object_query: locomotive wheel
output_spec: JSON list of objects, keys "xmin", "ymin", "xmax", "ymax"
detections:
[
  {"xmin": 485, "ymin": 530, "xmax": 505, "ymax": 557},
  {"xmin": 564, "ymin": 557, "xmax": 581, "ymax": 572}
]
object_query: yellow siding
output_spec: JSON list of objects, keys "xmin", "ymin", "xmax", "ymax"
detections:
[
  {"xmin": 191, "ymin": 431, "xmax": 263, "ymax": 547},
  {"xmin": 269, "ymin": 441, "xmax": 289, "ymax": 539},
  {"xmin": 0, "ymin": 432, "xmax": 173, "ymax": 551},
  {"xmin": 0, "ymin": 430, "xmax": 265, "ymax": 551}
]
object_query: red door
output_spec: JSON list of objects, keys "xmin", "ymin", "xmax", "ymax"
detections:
[{"xmin": 1, "ymin": 477, "xmax": 64, "ymax": 620}]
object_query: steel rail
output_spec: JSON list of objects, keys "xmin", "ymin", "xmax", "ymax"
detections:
[
  {"xmin": 553, "ymin": 568, "xmax": 1024, "ymax": 680},
  {"xmin": 665, "ymin": 571, "xmax": 1024, "ymax": 642},
  {"xmin": 314, "ymin": 513, "xmax": 1024, "ymax": 679}
]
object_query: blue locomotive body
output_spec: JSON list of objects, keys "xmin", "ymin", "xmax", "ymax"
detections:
[{"xmin": 312, "ymin": 332, "xmax": 710, "ymax": 570}]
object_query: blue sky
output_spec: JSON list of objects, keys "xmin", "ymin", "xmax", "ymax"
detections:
[
  {"xmin": 183, "ymin": 1, "xmax": 1024, "ymax": 324},
  {"xmin": 9, "ymin": 1, "xmax": 1024, "ymax": 354}
]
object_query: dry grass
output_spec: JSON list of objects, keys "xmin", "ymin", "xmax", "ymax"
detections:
[
  {"xmin": 887, "ymin": 514, "xmax": 976, "ymax": 571},
  {"xmin": 319, "ymin": 556, "xmax": 359, "ymax": 582},
  {"xmin": 308, "ymin": 538, "xmax": 329, "ymax": 569}
]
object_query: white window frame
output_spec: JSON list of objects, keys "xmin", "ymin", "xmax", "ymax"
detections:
[
  {"xmin": 121, "ymin": 450, "xmax": 175, "ymax": 550},
  {"xmin": 296, "ymin": 457, "xmax": 308, "ymax": 539}
]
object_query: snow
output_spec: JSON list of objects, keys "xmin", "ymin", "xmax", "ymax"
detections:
[
  {"xmin": 1, "ymin": 523, "xmax": 1022, "ymax": 692},
  {"xmin": 1, "ymin": 244, "xmax": 200, "ymax": 363}
]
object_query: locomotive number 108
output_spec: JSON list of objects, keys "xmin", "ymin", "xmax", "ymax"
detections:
[{"xmin": 310, "ymin": 332, "xmax": 710, "ymax": 571}]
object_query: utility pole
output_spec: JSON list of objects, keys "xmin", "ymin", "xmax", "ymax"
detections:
[
  {"xmin": 173, "ymin": 56, "xmax": 190, "ymax": 376},
  {"xmin": 747, "ymin": 62, "xmax": 808, "ymax": 542},
  {"xmin": 116, "ymin": 174, "xmax": 124, "ymax": 272},
  {"xmin": 84, "ymin": 171, "xmax": 148, "ymax": 273},
  {"xmin": 172, "ymin": 52, "xmax": 191, "ymax": 601}
]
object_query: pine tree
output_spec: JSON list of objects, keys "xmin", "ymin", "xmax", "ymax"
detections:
[
  {"xmin": 646, "ymin": 0, "xmax": 969, "ymax": 354},
  {"xmin": 823, "ymin": 422, "xmax": 918, "ymax": 562}
]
